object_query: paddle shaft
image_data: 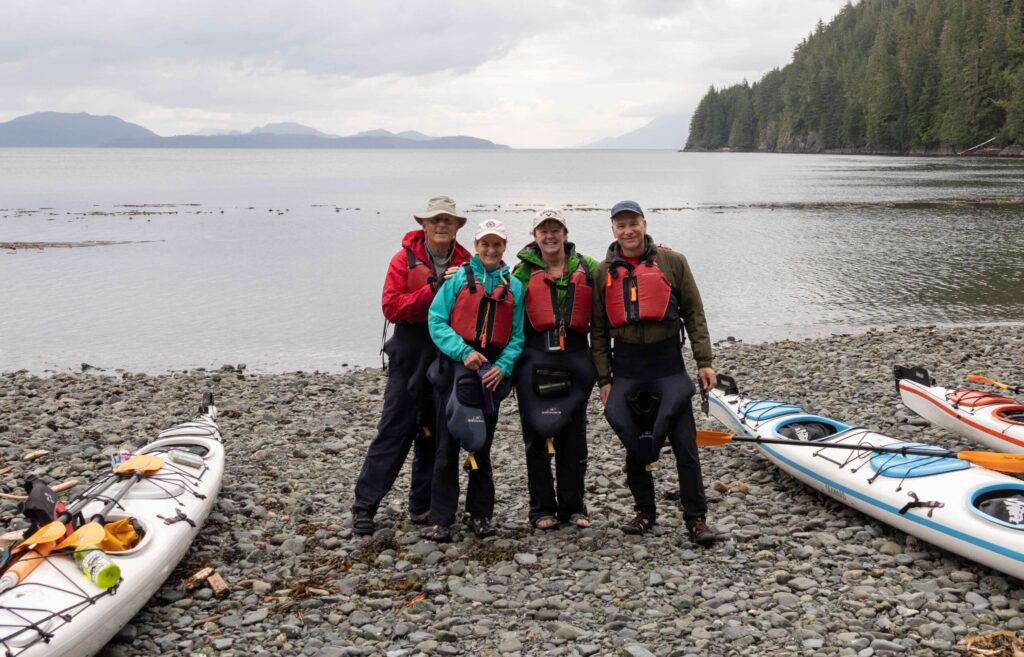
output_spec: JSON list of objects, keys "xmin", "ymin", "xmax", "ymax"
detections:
[
  {"xmin": 87, "ymin": 471, "xmax": 145, "ymax": 525},
  {"xmin": 722, "ymin": 433, "xmax": 964, "ymax": 459}
]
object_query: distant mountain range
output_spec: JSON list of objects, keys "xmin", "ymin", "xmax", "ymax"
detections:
[
  {"xmin": 0, "ymin": 112, "xmax": 509, "ymax": 149},
  {"xmin": 582, "ymin": 114, "xmax": 689, "ymax": 149}
]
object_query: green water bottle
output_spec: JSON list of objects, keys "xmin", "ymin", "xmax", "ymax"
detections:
[{"xmin": 73, "ymin": 544, "xmax": 121, "ymax": 589}]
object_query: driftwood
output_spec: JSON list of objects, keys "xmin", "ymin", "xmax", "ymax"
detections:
[
  {"xmin": 0, "ymin": 530, "xmax": 25, "ymax": 546},
  {"xmin": 0, "ymin": 479, "xmax": 79, "ymax": 501},
  {"xmin": 183, "ymin": 567, "xmax": 216, "ymax": 591},
  {"xmin": 957, "ymin": 136, "xmax": 996, "ymax": 156},
  {"xmin": 21, "ymin": 450, "xmax": 50, "ymax": 462},
  {"xmin": 207, "ymin": 572, "xmax": 230, "ymax": 597}
]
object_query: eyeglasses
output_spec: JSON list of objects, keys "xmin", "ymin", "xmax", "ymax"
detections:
[{"xmin": 424, "ymin": 216, "xmax": 456, "ymax": 226}]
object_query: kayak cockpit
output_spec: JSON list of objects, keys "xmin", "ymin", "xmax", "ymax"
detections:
[
  {"xmin": 773, "ymin": 415, "xmax": 851, "ymax": 441},
  {"xmin": 971, "ymin": 484, "xmax": 1024, "ymax": 530}
]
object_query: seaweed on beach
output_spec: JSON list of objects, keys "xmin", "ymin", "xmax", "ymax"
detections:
[
  {"xmin": 1, "ymin": 240, "xmax": 158, "ymax": 251},
  {"xmin": 958, "ymin": 630, "xmax": 1024, "ymax": 657},
  {"xmin": 684, "ymin": 196, "xmax": 1024, "ymax": 212}
]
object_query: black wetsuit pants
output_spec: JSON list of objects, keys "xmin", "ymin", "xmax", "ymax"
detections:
[
  {"xmin": 429, "ymin": 405, "xmax": 497, "ymax": 527},
  {"xmin": 625, "ymin": 395, "xmax": 707, "ymax": 521},
  {"xmin": 352, "ymin": 365, "xmax": 435, "ymax": 517},
  {"xmin": 521, "ymin": 403, "xmax": 589, "ymax": 523}
]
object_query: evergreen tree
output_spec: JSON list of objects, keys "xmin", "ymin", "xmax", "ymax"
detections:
[{"xmin": 685, "ymin": 0, "xmax": 1023, "ymax": 153}]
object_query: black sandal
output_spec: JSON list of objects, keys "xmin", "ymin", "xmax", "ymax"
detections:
[
  {"xmin": 463, "ymin": 515, "xmax": 497, "ymax": 538},
  {"xmin": 423, "ymin": 524, "xmax": 452, "ymax": 543},
  {"xmin": 569, "ymin": 513, "xmax": 591, "ymax": 529},
  {"xmin": 532, "ymin": 515, "xmax": 560, "ymax": 531}
]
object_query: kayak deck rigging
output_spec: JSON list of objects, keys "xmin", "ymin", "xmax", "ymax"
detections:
[
  {"xmin": 709, "ymin": 379, "xmax": 1024, "ymax": 578},
  {"xmin": 0, "ymin": 397, "xmax": 224, "ymax": 657}
]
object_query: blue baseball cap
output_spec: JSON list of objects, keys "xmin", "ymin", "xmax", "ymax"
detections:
[{"xmin": 610, "ymin": 200, "xmax": 644, "ymax": 219}]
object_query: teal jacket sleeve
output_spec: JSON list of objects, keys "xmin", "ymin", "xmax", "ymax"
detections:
[
  {"xmin": 428, "ymin": 267, "xmax": 475, "ymax": 364},
  {"xmin": 493, "ymin": 277, "xmax": 526, "ymax": 377}
]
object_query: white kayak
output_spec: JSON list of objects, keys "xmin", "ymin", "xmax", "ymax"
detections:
[
  {"xmin": 0, "ymin": 394, "xmax": 225, "ymax": 657},
  {"xmin": 895, "ymin": 365, "xmax": 1024, "ymax": 454},
  {"xmin": 708, "ymin": 376, "xmax": 1024, "ymax": 580}
]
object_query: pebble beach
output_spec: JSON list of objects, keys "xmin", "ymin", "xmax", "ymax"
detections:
[{"xmin": 2, "ymin": 324, "xmax": 1023, "ymax": 657}]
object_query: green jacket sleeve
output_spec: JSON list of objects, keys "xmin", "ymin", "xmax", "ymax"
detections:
[
  {"xmin": 676, "ymin": 255, "xmax": 714, "ymax": 368},
  {"xmin": 493, "ymin": 277, "xmax": 526, "ymax": 377},
  {"xmin": 428, "ymin": 267, "xmax": 475, "ymax": 364},
  {"xmin": 590, "ymin": 262, "xmax": 612, "ymax": 387}
]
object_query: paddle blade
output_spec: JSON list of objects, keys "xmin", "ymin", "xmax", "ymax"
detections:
[
  {"xmin": 696, "ymin": 430, "xmax": 733, "ymax": 446},
  {"xmin": 54, "ymin": 522, "xmax": 105, "ymax": 551},
  {"xmin": 115, "ymin": 454, "xmax": 164, "ymax": 475},
  {"xmin": 13, "ymin": 521, "xmax": 65, "ymax": 553},
  {"xmin": 958, "ymin": 451, "xmax": 1024, "ymax": 473},
  {"xmin": 968, "ymin": 374, "xmax": 1007, "ymax": 390}
]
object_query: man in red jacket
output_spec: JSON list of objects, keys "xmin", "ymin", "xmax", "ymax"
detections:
[{"xmin": 352, "ymin": 196, "xmax": 472, "ymax": 535}]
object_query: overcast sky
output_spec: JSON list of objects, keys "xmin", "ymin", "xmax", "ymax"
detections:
[{"xmin": 2, "ymin": 0, "xmax": 850, "ymax": 148}]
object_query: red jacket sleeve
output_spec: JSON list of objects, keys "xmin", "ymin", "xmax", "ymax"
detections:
[{"xmin": 381, "ymin": 250, "xmax": 435, "ymax": 323}]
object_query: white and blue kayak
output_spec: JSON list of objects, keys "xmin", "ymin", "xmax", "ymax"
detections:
[
  {"xmin": 895, "ymin": 365, "xmax": 1024, "ymax": 454},
  {"xmin": 0, "ymin": 394, "xmax": 225, "ymax": 657},
  {"xmin": 708, "ymin": 376, "xmax": 1024, "ymax": 580}
]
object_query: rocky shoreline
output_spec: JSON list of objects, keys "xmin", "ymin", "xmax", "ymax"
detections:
[
  {"xmin": 683, "ymin": 144, "xmax": 1024, "ymax": 158},
  {"xmin": 2, "ymin": 324, "xmax": 1022, "ymax": 657}
]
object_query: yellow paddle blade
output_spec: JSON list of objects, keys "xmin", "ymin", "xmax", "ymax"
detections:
[
  {"xmin": 115, "ymin": 454, "xmax": 164, "ymax": 475},
  {"xmin": 958, "ymin": 451, "xmax": 1024, "ymax": 473},
  {"xmin": 967, "ymin": 374, "xmax": 1007, "ymax": 390},
  {"xmin": 13, "ymin": 521, "xmax": 65, "ymax": 553},
  {"xmin": 54, "ymin": 522, "xmax": 105, "ymax": 551},
  {"xmin": 696, "ymin": 430, "xmax": 733, "ymax": 446}
]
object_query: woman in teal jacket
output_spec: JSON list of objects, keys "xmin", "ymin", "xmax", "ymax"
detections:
[{"xmin": 425, "ymin": 218, "xmax": 525, "ymax": 541}]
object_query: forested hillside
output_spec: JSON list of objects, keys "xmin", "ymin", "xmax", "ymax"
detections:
[{"xmin": 686, "ymin": 0, "xmax": 1024, "ymax": 155}]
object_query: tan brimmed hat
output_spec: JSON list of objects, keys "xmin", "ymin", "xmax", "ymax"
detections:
[
  {"xmin": 414, "ymin": 195, "xmax": 467, "ymax": 227},
  {"xmin": 532, "ymin": 207, "xmax": 567, "ymax": 231}
]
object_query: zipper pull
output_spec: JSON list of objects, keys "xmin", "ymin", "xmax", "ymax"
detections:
[{"xmin": 559, "ymin": 322, "xmax": 566, "ymax": 351}]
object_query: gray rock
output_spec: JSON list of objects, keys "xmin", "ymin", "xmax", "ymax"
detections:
[{"xmin": 457, "ymin": 586, "xmax": 495, "ymax": 603}]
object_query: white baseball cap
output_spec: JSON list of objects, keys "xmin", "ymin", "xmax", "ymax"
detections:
[
  {"xmin": 474, "ymin": 219, "xmax": 508, "ymax": 241},
  {"xmin": 532, "ymin": 207, "xmax": 567, "ymax": 231}
]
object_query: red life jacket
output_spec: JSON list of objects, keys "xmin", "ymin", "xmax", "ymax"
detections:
[
  {"xmin": 524, "ymin": 261, "xmax": 592, "ymax": 339},
  {"xmin": 402, "ymin": 247, "xmax": 435, "ymax": 323},
  {"xmin": 450, "ymin": 264, "xmax": 516, "ymax": 349},
  {"xmin": 604, "ymin": 256, "xmax": 677, "ymax": 328}
]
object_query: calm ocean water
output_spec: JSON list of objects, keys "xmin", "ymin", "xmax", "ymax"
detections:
[{"xmin": 2, "ymin": 149, "xmax": 1022, "ymax": 373}]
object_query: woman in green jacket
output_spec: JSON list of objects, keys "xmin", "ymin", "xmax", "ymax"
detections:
[{"xmin": 512, "ymin": 208, "xmax": 600, "ymax": 530}]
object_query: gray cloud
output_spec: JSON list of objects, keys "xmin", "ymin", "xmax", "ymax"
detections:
[{"xmin": 1, "ymin": 0, "xmax": 850, "ymax": 146}]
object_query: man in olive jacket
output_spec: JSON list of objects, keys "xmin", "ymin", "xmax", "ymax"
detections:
[{"xmin": 591, "ymin": 200, "xmax": 717, "ymax": 545}]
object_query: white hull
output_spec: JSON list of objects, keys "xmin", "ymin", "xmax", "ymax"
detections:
[
  {"xmin": 898, "ymin": 378, "xmax": 1024, "ymax": 454},
  {"xmin": 0, "ymin": 406, "xmax": 225, "ymax": 657},
  {"xmin": 708, "ymin": 387, "xmax": 1024, "ymax": 579}
]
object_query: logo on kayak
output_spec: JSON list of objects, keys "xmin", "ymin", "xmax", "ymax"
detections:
[
  {"xmin": 824, "ymin": 483, "xmax": 847, "ymax": 501},
  {"xmin": 1007, "ymin": 499, "xmax": 1024, "ymax": 524}
]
